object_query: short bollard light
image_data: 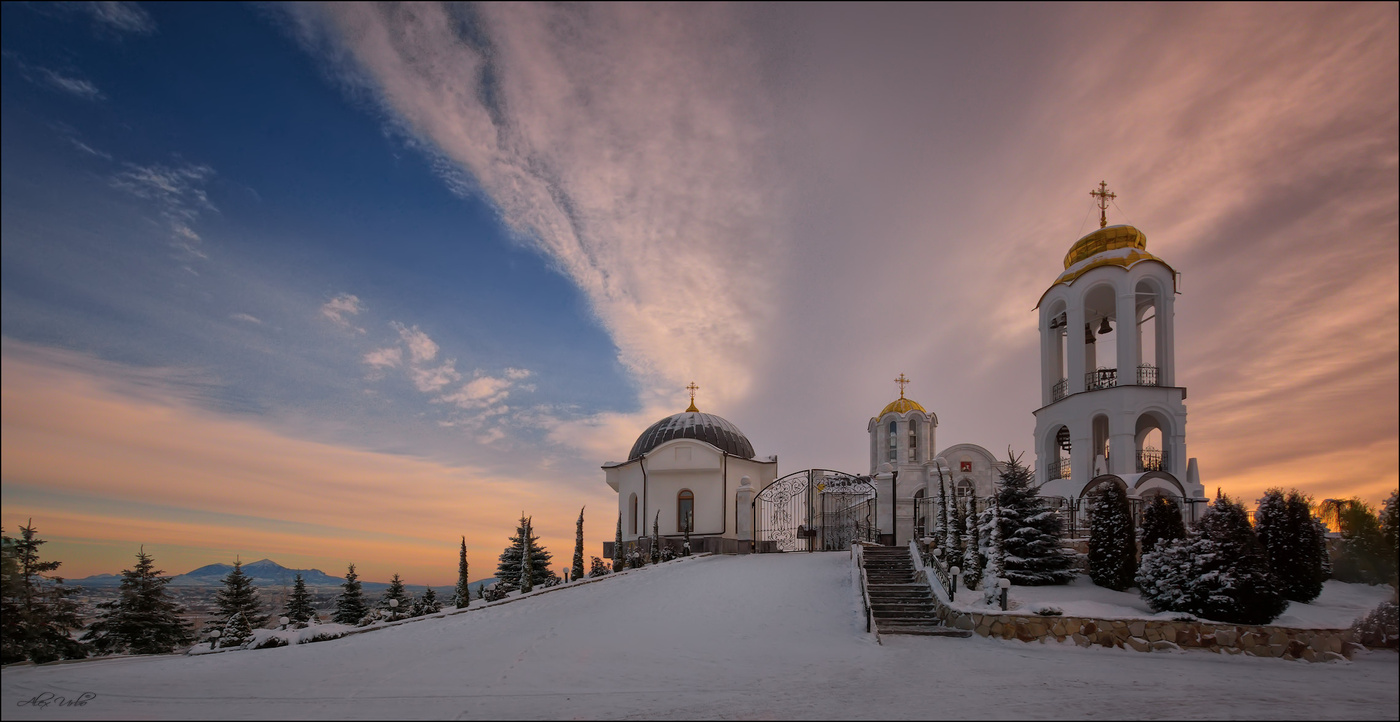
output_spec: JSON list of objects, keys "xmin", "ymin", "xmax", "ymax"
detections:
[
  {"xmin": 950, "ymin": 565, "xmax": 961, "ymax": 601},
  {"xmin": 998, "ymin": 577, "xmax": 1011, "ymax": 611},
  {"xmin": 279, "ymin": 616, "xmax": 290, "ymax": 629},
  {"xmin": 209, "ymin": 628, "xmax": 221, "ymax": 650}
]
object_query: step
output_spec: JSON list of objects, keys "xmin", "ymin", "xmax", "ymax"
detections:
[{"xmin": 878, "ymin": 625, "xmax": 974, "ymax": 637}]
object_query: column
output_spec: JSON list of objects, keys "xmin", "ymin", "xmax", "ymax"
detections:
[
  {"xmin": 735, "ymin": 477, "xmax": 754, "ymax": 553},
  {"xmin": 1116, "ymin": 289, "xmax": 1139, "ymax": 384},
  {"xmin": 1067, "ymin": 306, "xmax": 1087, "ymax": 393}
]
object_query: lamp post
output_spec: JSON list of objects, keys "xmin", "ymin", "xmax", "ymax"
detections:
[
  {"xmin": 209, "ymin": 628, "xmax": 221, "ymax": 650},
  {"xmin": 950, "ymin": 565, "xmax": 961, "ymax": 602},
  {"xmin": 998, "ymin": 577, "xmax": 1011, "ymax": 611},
  {"xmin": 279, "ymin": 616, "xmax": 290, "ymax": 630}
]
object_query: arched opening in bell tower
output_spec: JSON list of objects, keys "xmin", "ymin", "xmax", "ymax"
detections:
[
  {"xmin": 1135, "ymin": 413, "xmax": 1168, "ymax": 473},
  {"xmin": 1136, "ymin": 279, "xmax": 1164, "ymax": 385}
]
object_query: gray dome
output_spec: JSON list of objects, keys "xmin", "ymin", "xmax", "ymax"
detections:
[{"xmin": 628, "ymin": 411, "xmax": 755, "ymax": 460}]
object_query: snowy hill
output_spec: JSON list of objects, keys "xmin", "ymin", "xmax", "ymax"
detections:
[{"xmin": 7, "ymin": 554, "xmax": 1397, "ymax": 719}]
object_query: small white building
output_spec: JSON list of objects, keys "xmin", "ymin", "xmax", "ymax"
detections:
[
  {"xmin": 1032, "ymin": 221, "xmax": 1206, "ymax": 509},
  {"xmin": 603, "ymin": 398, "xmax": 777, "ymax": 555}
]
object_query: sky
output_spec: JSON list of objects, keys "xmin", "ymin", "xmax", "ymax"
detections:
[{"xmin": 2, "ymin": 2, "xmax": 1396, "ymax": 585}]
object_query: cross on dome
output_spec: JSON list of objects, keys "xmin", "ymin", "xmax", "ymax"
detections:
[
  {"xmin": 686, "ymin": 382, "xmax": 700, "ymax": 412},
  {"xmin": 1090, "ymin": 181, "xmax": 1117, "ymax": 229},
  {"xmin": 894, "ymin": 373, "xmax": 910, "ymax": 399}
]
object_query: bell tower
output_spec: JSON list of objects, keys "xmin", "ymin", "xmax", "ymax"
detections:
[{"xmin": 1032, "ymin": 184, "xmax": 1204, "ymax": 504}]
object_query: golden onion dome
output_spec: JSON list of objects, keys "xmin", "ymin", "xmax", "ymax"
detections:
[
  {"xmin": 879, "ymin": 397, "xmax": 926, "ymax": 416},
  {"xmin": 1037, "ymin": 225, "xmax": 1176, "ymax": 307}
]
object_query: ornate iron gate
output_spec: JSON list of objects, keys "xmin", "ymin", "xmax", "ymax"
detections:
[{"xmin": 753, "ymin": 469, "xmax": 877, "ymax": 552}]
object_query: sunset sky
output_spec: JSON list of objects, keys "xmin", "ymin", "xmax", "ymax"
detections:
[{"xmin": 2, "ymin": 3, "xmax": 1396, "ymax": 586}]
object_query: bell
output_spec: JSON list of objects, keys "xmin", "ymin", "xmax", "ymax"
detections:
[
  {"xmin": 1085, "ymin": 323, "xmax": 1095, "ymax": 344},
  {"xmin": 1098, "ymin": 317, "xmax": 1113, "ymax": 335}
]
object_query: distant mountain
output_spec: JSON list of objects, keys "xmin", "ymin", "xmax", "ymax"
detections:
[{"xmin": 66, "ymin": 559, "xmax": 485, "ymax": 592}]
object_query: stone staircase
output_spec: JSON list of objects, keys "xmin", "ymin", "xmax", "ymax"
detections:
[{"xmin": 861, "ymin": 546, "xmax": 971, "ymax": 637}]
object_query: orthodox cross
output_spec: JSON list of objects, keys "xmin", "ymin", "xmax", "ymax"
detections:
[
  {"xmin": 894, "ymin": 373, "xmax": 910, "ymax": 398},
  {"xmin": 1090, "ymin": 181, "xmax": 1117, "ymax": 228},
  {"xmin": 686, "ymin": 382, "xmax": 699, "ymax": 412}
]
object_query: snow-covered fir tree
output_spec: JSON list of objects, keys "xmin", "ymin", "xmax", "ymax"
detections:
[
  {"xmin": 1255, "ymin": 489, "xmax": 1324, "ymax": 603},
  {"xmin": 948, "ymin": 491, "xmax": 965, "ymax": 565},
  {"xmin": 454, "ymin": 536, "xmax": 470, "ymax": 609},
  {"xmin": 613, "ymin": 513, "xmax": 624, "ymax": 573},
  {"xmin": 380, "ymin": 573, "xmax": 411, "ymax": 619},
  {"xmin": 284, "ymin": 573, "xmax": 317, "ymax": 625},
  {"xmin": 520, "ymin": 520, "xmax": 535, "ymax": 593},
  {"xmin": 333, "ymin": 563, "xmax": 369, "ymax": 625},
  {"xmin": 220, "ymin": 611, "xmax": 254, "ymax": 648},
  {"xmin": 961, "ymin": 496, "xmax": 982, "ymax": 590},
  {"xmin": 682, "ymin": 515, "xmax": 692, "ymax": 556},
  {"xmin": 412, "ymin": 586, "xmax": 441, "ymax": 617},
  {"xmin": 1139, "ymin": 495, "xmax": 1187, "ymax": 553},
  {"xmin": 1326, "ymin": 498, "xmax": 1389, "ymax": 584},
  {"xmin": 589, "ymin": 556, "xmax": 610, "ymax": 578},
  {"xmin": 939, "ymin": 477, "xmax": 955, "ymax": 562},
  {"xmin": 82, "ymin": 548, "xmax": 192, "ymax": 655},
  {"xmin": 0, "ymin": 522, "xmax": 88, "ymax": 663},
  {"xmin": 1316, "ymin": 515, "xmax": 1333, "ymax": 581},
  {"xmin": 650, "ymin": 511, "xmax": 662, "ymax": 564},
  {"xmin": 1136, "ymin": 492, "xmax": 1287, "ymax": 625},
  {"xmin": 980, "ymin": 494, "xmax": 1006, "ymax": 605},
  {"xmin": 496, "ymin": 514, "xmax": 555, "ymax": 588},
  {"xmin": 1087, "ymin": 482, "xmax": 1136, "ymax": 591},
  {"xmin": 215, "ymin": 557, "xmax": 269, "ymax": 629},
  {"xmin": 994, "ymin": 451, "xmax": 1075, "ymax": 585},
  {"xmin": 572, "ymin": 507, "xmax": 586, "ymax": 582},
  {"xmin": 1380, "ymin": 489, "xmax": 1398, "ymax": 579}
]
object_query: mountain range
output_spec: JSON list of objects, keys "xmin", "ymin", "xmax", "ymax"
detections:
[{"xmin": 67, "ymin": 558, "xmax": 494, "ymax": 593}]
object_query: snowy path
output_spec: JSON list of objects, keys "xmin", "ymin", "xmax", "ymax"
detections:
[{"xmin": 3, "ymin": 553, "xmax": 1396, "ymax": 719}]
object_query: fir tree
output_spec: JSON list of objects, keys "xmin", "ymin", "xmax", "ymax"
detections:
[
  {"xmin": 995, "ymin": 450, "xmax": 1076, "ymax": 585},
  {"xmin": 1139, "ymin": 495, "xmax": 1187, "ymax": 553},
  {"xmin": 520, "ymin": 520, "xmax": 535, "ymax": 593},
  {"xmin": 1087, "ymin": 483, "xmax": 1137, "ymax": 591},
  {"xmin": 572, "ymin": 507, "xmax": 586, "ymax": 582},
  {"xmin": 455, "ymin": 536, "xmax": 470, "ymax": 609},
  {"xmin": 1381, "ymin": 489, "xmax": 1399, "ymax": 580},
  {"xmin": 496, "ymin": 514, "xmax": 556, "ymax": 588},
  {"xmin": 1255, "ymin": 489, "xmax": 1324, "ymax": 603},
  {"xmin": 980, "ymin": 493, "xmax": 1006, "ymax": 605},
  {"xmin": 333, "ymin": 563, "xmax": 369, "ymax": 625},
  {"xmin": 215, "ymin": 557, "xmax": 269, "ymax": 629},
  {"xmin": 477, "ymin": 583, "xmax": 484, "ymax": 600},
  {"xmin": 1327, "ymin": 498, "xmax": 1389, "ymax": 584},
  {"xmin": 412, "ymin": 586, "xmax": 441, "ymax": 617},
  {"xmin": 284, "ymin": 573, "xmax": 317, "ymax": 625},
  {"xmin": 948, "ymin": 491, "xmax": 964, "ymax": 565},
  {"xmin": 589, "ymin": 556, "xmax": 611, "ymax": 578},
  {"xmin": 683, "ymin": 514, "xmax": 692, "ymax": 556},
  {"xmin": 651, "ymin": 511, "xmax": 662, "ymax": 564},
  {"xmin": 1316, "ymin": 515, "xmax": 1333, "ymax": 581},
  {"xmin": 613, "ymin": 513, "xmax": 624, "ymax": 573},
  {"xmin": 0, "ymin": 522, "xmax": 88, "ymax": 663},
  {"xmin": 1136, "ymin": 492, "xmax": 1287, "ymax": 625},
  {"xmin": 380, "ymin": 573, "xmax": 410, "ymax": 619},
  {"xmin": 82, "ymin": 548, "xmax": 192, "ymax": 655},
  {"xmin": 962, "ymin": 495, "xmax": 982, "ymax": 590},
  {"xmin": 938, "ymin": 476, "xmax": 954, "ymax": 562},
  {"xmin": 220, "ymin": 612, "xmax": 254, "ymax": 648}
]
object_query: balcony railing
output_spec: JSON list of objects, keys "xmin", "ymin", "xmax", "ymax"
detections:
[
  {"xmin": 1137, "ymin": 449, "xmax": 1168, "ymax": 473},
  {"xmin": 1085, "ymin": 368, "xmax": 1117, "ymax": 391},
  {"xmin": 1046, "ymin": 458, "xmax": 1071, "ymax": 480},
  {"xmin": 1137, "ymin": 364, "xmax": 1160, "ymax": 386},
  {"xmin": 1051, "ymin": 378, "xmax": 1067, "ymax": 401}
]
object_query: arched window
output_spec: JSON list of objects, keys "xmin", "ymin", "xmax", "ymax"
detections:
[
  {"xmin": 629, "ymin": 493, "xmax": 638, "ymax": 535},
  {"xmin": 677, "ymin": 489, "xmax": 694, "ymax": 533},
  {"xmin": 888, "ymin": 420, "xmax": 898, "ymax": 462},
  {"xmin": 908, "ymin": 418, "xmax": 919, "ymax": 462},
  {"xmin": 956, "ymin": 479, "xmax": 974, "ymax": 497}
]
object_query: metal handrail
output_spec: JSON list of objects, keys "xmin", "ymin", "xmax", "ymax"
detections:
[
  {"xmin": 852, "ymin": 543, "xmax": 875, "ymax": 636},
  {"xmin": 1051, "ymin": 378, "xmax": 1068, "ymax": 401},
  {"xmin": 1137, "ymin": 364, "xmax": 1160, "ymax": 386},
  {"xmin": 1046, "ymin": 458, "xmax": 1071, "ymax": 480},
  {"xmin": 1137, "ymin": 449, "xmax": 1168, "ymax": 472},
  {"xmin": 1085, "ymin": 368, "xmax": 1117, "ymax": 390}
]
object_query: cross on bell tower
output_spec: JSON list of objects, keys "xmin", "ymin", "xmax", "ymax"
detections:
[
  {"xmin": 685, "ymin": 382, "xmax": 700, "ymax": 412},
  {"xmin": 1090, "ymin": 181, "xmax": 1117, "ymax": 229},
  {"xmin": 894, "ymin": 373, "xmax": 910, "ymax": 399}
]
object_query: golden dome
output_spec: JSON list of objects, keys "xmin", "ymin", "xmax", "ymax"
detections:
[
  {"xmin": 880, "ymin": 397, "xmax": 926, "ymax": 416},
  {"xmin": 1063, "ymin": 225, "xmax": 1147, "ymax": 269}
]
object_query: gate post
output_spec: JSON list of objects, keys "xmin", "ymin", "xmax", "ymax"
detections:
[{"xmin": 736, "ymin": 476, "xmax": 754, "ymax": 553}]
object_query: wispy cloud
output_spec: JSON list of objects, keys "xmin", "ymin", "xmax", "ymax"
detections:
[
  {"xmin": 319, "ymin": 293, "xmax": 365, "ymax": 333},
  {"xmin": 110, "ymin": 162, "xmax": 217, "ymax": 255},
  {"xmin": 40, "ymin": 68, "xmax": 105, "ymax": 100},
  {"xmin": 229, "ymin": 313, "xmax": 262, "ymax": 325},
  {"xmin": 83, "ymin": 1, "xmax": 156, "ymax": 36}
]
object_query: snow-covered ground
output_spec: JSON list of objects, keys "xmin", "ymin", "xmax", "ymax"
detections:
[
  {"xmin": 949, "ymin": 575, "xmax": 1394, "ymax": 627},
  {"xmin": 4, "ymin": 553, "xmax": 1396, "ymax": 720}
]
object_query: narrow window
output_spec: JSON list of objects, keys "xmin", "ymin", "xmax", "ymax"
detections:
[
  {"xmin": 888, "ymin": 420, "xmax": 898, "ymax": 462},
  {"xmin": 908, "ymin": 418, "xmax": 919, "ymax": 462},
  {"xmin": 629, "ymin": 493, "xmax": 638, "ymax": 535},
  {"xmin": 677, "ymin": 489, "xmax": 694, "ymax": 533}
]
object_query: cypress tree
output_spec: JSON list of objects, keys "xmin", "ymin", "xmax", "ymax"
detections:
[
  {"xmin": 380, "ymin": 573, "xmax": 410, "ymax": 618},
  {"xmin": 1316, "ymin": 515, "xmax": 1333, "ymax": 581},
  {"xmin": 949, "ymin": 491, "xmax": 965, "ymax": 565},
  {"xmin": 1087, "ymin": 483, "xmax": 1137, "ymax": 591},
  {"xmin": 215, "ymin": 557, "xmax": 269, "ymax": 629},
  {"xmin": 333, "ymin": 563, "xmax": 369, "ymax": 625},
  {"xmin": 520, "ymin": 520, "xmax": 535, "ymax": 593},
  {"xmin": 980, "ymin": 494, "xmax": 1006, "ymax": 604},
  {"xmin": 939, "ymin": 476, "xmax": 954, "ymax": 561},
  {"xmin": 995, "ymin": 450, "xmax": 1076, "ymax": 585},
  {"xmin": 683, "ymin": 513, "xmax": 692, "ymax": 556},
  {"xmin": 1139, "ymin": 495, "xmax": 1187, "ymax": 553},
  {"xmin": 572, "ymin": 507, "xmax": 586, "ymax": 582},
  {"xmin": 497, "ymin": 514, "xmax": 555, "ymax": 588},
  {"xmin": 284, "ymin": 573, "xmax": 316, "ymax": 624},
  {"xmin": 613, "ymin": 513, "xmax": 624, "ymax": 572},
  {"xmin": 1381, "ymin": 490, "xmax": 1399, "ymax": 580},
  {"xmin": 220, "ymin": 612, "xmax": 254, "ymax": 648},
  {"xmin": 1256, "ymin": 489, "xmax": 1324, "ymax": 603},
  {"xmin": 82, "ymin": 548, "xmax": 192, "ymax": 655},
  {"xmin": 1, "ymin": 522, "xmax": 88, "ymax": 663},
  {"xmin": 455, "ymin": 537, "xmax": 470, "ymax": 609},
  {"xmin": 962, "ymin": 495, "xmax": 982, "ymax": 590}
]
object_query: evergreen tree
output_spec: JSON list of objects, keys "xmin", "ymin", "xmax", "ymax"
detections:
[
  {"xmin": 333, "ymin": 563, "xmax": 369, "ymax": 625},
  {"xmin": 1139, "ymin": 495, "xmax": 1187, "ymax": 553},
  {"xmin": 215, "ymin": 557, "xmax": 269, "ymax": 629},
  {"xmin": 995, "ymin": 450, "xmax": 1076, "ymax": 585},
  {"xmin": 589, "ymin": 556, "xmax": 611, "ymax": 578},
  {"xmin": 572, "ymin": 507, "xmax": 586, "ymax": 582},
  {"xmin": 220, "ymin": 611, "xmax": 254, "ymax": 648},
  {"xmin": 520, "ymin": 520, "xmax": 535, "ymax": 593},
  {"xmin": 380, "ymin": 573, "xmax": 410, "ymax": 619},
  {"xmin": 613, "ymin": 513, "xmax": 624, "ymax": 573},
  {"xmin": 1136, "ymin": 492, "xmax": 1287, "ymax": 625},
  {"xmin": 0, "ymin": 522, "xmax": 88, "ymax": 663},
  {"xmin": 1316, "ymin": 515, "xmax": 1333, "ymax": 581},
  {"xmin": 496, "ymin": 514, "xmax": 556, "ymax": 588},
  {"xmin": 1087, "ymin": 483, "xmax": 1137, "ymax": 591},
  {"xmin": 980, "ymin": 493, "xmax": 1006, "ymax": 605},
  {"xmin": 1255, "ymin": 490, "xmax": 1324, "ymax": 603},
  {"xmin": 948, "ymin": 491, "xmax": 965, "ymax": 566},
  {"xmin": 962, "ymin": 495, "xmax": 982, "ymax": 590},
  {"xmin": 1381, "ymin": 489, "xmax": 1399, "ymax": 580},
  {"xmin": 82, "ymin": 548, "xmax": 192, "ymax": 655},
  {"xmin": 1328, "ymin": 498, "xmax": 1389, "ymax": 583},
  {"xmin": 683, "ymin": 515, "xmax": 692, "ymax": 556},
  {"xmin": 477, "ymin": 583, "xmax": 485, "ymax": 600},
  {"xmin": 454, "ymin": 537, "xmax": 470, "ymax": 609},
  {"xmin": 938, "ymin": 476, "xmax": 955, "ymax": 562},
  {"xmin": 650, "ymin": 511, "xmax": 662, "ymax": 564},
  {"xmin": 283, "ymin": 573, "xmax": 316, "ymax": 625},
  {"xmin": 412, "ymin": 586, "xmax": 441, "ymax": 617}
]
